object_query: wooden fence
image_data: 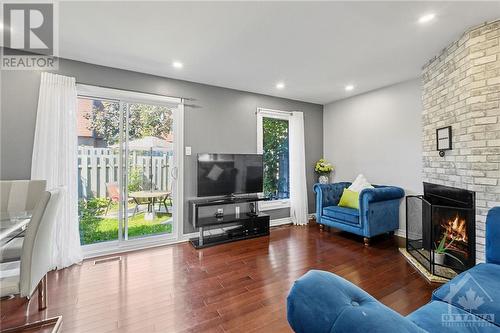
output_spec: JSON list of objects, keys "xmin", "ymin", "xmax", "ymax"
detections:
[{"xmin": 78, "ymin": 146, "xmax": 173, "ymax": 199}]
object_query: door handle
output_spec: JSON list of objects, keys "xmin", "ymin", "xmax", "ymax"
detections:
[{"xmin": 170, "ymin": 166, "xmax": 178, "ymax": 180}]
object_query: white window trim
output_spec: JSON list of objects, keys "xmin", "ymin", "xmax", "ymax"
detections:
[{"xmin": 256, "ymin": 108, "xmax": 291, "ymax": 211}]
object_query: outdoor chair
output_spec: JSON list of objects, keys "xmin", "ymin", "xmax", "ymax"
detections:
[{"xmin": 105, "ymin": 182, "xmax": 135, "ymax": 216}]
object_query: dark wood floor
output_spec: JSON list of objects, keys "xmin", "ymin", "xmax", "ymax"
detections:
[{"xmin": 1, "ymin": 224, "xmax": 439, "ymax": 332}]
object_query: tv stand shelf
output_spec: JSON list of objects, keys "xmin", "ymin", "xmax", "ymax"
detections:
[{"xmin": 189, "ymin": 195, "xmax": 270, "ymax": 249}]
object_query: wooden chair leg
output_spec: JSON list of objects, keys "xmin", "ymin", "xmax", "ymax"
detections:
[{"xmin": 37, "ymin": 275, "xmax": 47, "ymax": 311}]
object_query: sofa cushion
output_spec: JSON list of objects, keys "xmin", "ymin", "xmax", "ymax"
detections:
[
  {"xmin": 432, "ymin": 263, "xmax": 500, "ymax": 327},
  {"xmin": 288, "ymin": 270, "xmax": 424, "ymax": 333},
  {"xmin": 407, "ymin": 300, "xmax": 499, "ymax": 333},
  {"xmin": 338, "ymin": 189, "xmax": 360, "ymax": 209},
  {"xmin": 348, "ymin": 174, "xmax": 374, "ymax": 193},
  {"xmin": 323, "ymin": 206, "xmax": 360, "ymax": 226}
]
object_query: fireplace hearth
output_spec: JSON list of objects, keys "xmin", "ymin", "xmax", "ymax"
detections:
[{"xmin": 406, "ymin": 182, "xmax": 475, "ymax": 279}]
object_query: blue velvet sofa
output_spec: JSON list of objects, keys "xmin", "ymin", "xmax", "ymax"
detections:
[
  {"xmin": 287, "ymin": 207, "xmax": 500, "ymax": 333},
  {"xmin": 314, "ymin": 182, "xmax": 405, "ymax": 245}
]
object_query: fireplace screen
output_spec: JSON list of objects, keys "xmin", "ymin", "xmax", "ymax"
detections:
[{"xmin": 406, "ymin": 184, "xmax": 475, "ymax": 279}]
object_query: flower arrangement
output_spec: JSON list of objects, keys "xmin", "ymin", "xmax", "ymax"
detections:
[{"xmin": 315, "ymin": 159, "xmax": 334, "ymax": 175}]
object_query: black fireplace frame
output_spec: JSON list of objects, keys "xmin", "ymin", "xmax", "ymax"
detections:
[{"xmin": 406, "ymin": 183, "xmax": 475, "ymax": 279}]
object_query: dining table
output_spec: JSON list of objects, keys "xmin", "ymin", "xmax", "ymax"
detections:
[
  {"xmin": 0, "ymin": 212, "xmax": 32, "ymax": 245},
  {"xmin": 128, "ymin": 191, "xmax": 171, "ymax": 220}
]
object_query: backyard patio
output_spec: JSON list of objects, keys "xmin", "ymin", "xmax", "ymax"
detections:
[
  {"xmin": 77, "ymin": 98, "xmax": 176, "ymax": 245},
  {"xmin": 79, "ymin": 199, "xmax": 172, "ymax": 245}
]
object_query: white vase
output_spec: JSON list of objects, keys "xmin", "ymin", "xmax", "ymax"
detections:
[
  {"xmin": 318, "ymin": 175, "xmax": 329, "ymax": 184},
  {"xmin": 434, "ymin": 251, "xmax": 445, "ymax": 265}
]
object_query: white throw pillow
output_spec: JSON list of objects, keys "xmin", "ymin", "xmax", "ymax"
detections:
[{"xmin": 348, "ymin": 174, "xmax": 374, "ymax": 193}]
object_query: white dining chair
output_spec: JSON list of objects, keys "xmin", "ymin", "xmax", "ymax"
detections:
[
  {"xmin": 0, "ymin": 188, "xmax": 63, "ymax": 333},
  {"xmin": 0, "ymin": 180, "xmax": 47, "ymax": 263},
  {"xmin": 0, "ymin": 180, "xmax": 47, "ymax": 214},
  {"xmin": 0, "ymin": 188, "xmax": 61, "ymax": 309}
]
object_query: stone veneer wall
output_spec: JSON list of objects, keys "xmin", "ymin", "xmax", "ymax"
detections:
[{"xmin": 422, "ymin": 20, "xmax": 500, "ymax": 262}]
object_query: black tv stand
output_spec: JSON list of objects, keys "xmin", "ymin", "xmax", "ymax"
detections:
[{"xmin": 189, "ymin": 195, "xmax": 270, "ymax": 249}]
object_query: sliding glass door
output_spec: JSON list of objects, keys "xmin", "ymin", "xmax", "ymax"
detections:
[
  {"xmin": 121, "ymin": 102, "xmax": 175, "ymax": 241},
  {"xmin": 76, "ymin": 86, "xmax": 182, "ymax": 249}
]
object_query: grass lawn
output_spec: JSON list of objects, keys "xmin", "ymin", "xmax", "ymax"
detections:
[{"xmin": 80, "ymin": 212, "xmax": 172, "ymax": 245}]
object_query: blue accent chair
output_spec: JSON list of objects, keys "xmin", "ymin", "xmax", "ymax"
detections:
[
  {"xmin": 313, "ymin": 182, "xmax": 405, "ymax": 245},
  {"xmin": 287, "ymin": 207, "xmax": 500, "ymax": 333}
]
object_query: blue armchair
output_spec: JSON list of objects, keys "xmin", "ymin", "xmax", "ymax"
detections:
[
  {"xmin": 313, "ymin": 182, "xmax": 405, "ymax": 245},
  {"xmin": 287, "ymin": 207, "xmax": 500, "ymax": 333}
]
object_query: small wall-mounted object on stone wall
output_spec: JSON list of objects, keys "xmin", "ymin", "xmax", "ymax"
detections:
[{"xmin": 436, "ymin": 126, "xmax": 452, "ymax": 157}]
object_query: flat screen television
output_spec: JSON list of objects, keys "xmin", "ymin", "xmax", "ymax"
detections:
[{"xmin": 197, "ymin": 153, "xmax": 263, "ymax": 197}]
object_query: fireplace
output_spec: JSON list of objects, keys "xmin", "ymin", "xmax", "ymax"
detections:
[{"xmin": 406, "ymin": 183, "xmax": 475, "ymax": 279}]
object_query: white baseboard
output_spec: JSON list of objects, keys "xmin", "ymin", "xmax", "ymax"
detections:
[
  {"xmin": 270, "ymin": 217, "xmax": 292, "ymax": 227},
  {"xmin": 395, "ymin": 229, "xmax": 406, "ymax": 238},
  {"xmin": 394, "ymin": 229, "xmax": 421, "ymax": 240}
]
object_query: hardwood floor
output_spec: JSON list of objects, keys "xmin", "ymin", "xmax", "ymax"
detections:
[{"xmin": 1, "ymin": 224, "xmax": 439, "ymax": 332}]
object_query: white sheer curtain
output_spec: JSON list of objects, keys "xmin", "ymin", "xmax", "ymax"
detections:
[
  {"xmin": 289, "ymin": 112, "xmax": 309, "ymax": 225},
  {"xmin": 31, "ymin": 72, "xmax": 83, "ymax": 269}
]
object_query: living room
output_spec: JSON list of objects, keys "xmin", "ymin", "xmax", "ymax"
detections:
[{"xmin": 1, "ymin": 1, "xmax": 499, "ymax": 332}]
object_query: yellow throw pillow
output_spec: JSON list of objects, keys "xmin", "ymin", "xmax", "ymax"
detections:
[{"xmin": 338, "ymin": 189, "xmax": 360, "ymax": 210}]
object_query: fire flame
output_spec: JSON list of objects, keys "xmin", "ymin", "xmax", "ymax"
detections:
[{"xmin": 442, "ymin": 214, "xmax": 468, "ymax": 243}]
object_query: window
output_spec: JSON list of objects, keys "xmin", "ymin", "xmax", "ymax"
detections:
[
  {"xmin": 257, "ymin": 108, "xmax": 290, "ymax": 210},
  {"xmin": 76, "ymin": 84, "xmax": 183, "ymax": 252}
]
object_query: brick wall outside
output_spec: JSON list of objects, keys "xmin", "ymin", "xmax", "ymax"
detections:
[{"xmin": 422, "ymin": 20, "xmax": 500, "ymax": 262}]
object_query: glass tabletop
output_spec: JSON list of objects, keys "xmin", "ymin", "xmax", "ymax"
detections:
[{"xmin": 0, "ymin": 211, "xmax": 32, "ymax": 243}]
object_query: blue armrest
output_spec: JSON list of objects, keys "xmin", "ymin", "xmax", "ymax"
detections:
[
  {"xmin": 359, "ymin": 186, "xmax": 405, "ymax": 205},
  {"xmin": 287, "ymin": 270, "xmax": 423, "ymax": 333},
  {"xmin": 486, "ymin": 207, "xmax": 500, "ymax": 265},
  {"xmin": 359, "ymin": 186, "xmax": 404, "ymax": 236}
]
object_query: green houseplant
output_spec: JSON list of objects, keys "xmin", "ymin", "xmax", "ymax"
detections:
[{"xmin": 434, "ymin": 231, "xmax": 464, "ymax": 266}]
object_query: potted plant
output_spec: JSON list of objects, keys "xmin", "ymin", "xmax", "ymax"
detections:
[
  {"xmin": 434, "ymin": 231, "xmax": 464, "ymax": 266},
  {"xmin": 315, "ymin": 159, "xmax": 334, "ymax": 184}
]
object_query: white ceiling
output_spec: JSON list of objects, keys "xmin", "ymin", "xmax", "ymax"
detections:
[{"xmin": 57, "ymin": 1, "xmax": 500, "ymax": 104}]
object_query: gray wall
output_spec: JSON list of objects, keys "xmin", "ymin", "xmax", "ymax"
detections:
[
  {"xmin": 0, "ymin": 58, "xmax": 323, "ymax": 233},
  {"xmin": 323, "ymin": 79, "xmax": 422, "ymax": 232}
]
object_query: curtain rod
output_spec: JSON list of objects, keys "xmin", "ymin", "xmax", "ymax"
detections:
[
  {"xmin": 256, "ymin": 108, "xmax": 294, "ymax": 115},
  {"xmin": 76, "ymin": 81, "xmax": 194, "ymax": 102}
]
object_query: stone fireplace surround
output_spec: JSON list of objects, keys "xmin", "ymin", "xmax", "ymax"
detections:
[{"xmin": 422, "ymin": 19, "xmax": 500, "ymax": 262}]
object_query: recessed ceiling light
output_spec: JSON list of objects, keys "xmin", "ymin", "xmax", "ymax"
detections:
[
  {"xmin": 172, "ymin": 61, "xmax": 183, "ymax": 69},
  {"xmin": 345, "ymin": 85, "xmax": 354, "ymax": 91},
  {"xmin": 276, "ymin": 82, "xmax": 285, "ymax": 89},
  {"xmin": 418, "ymin": 13, "xmax": 436, "ymax": 24}
]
